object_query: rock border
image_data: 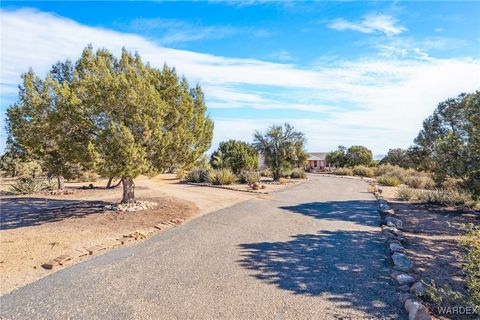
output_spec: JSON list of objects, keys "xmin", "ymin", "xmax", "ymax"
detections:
[
  {"xmin": 41, "ymin": 216, "xmax": 185, "ymax": 270},
  {"xmin": 373, "ymin": 185, "xmax": 433, "ymax": 320}
]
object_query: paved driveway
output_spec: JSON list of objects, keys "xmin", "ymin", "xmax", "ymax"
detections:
[{"xmin": 0, "ymin": 175, "xmax": 405, "ymax": 319}]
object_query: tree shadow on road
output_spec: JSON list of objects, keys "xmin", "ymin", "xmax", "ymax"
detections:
[
  {"xmin": 0, "ymin": 197, "xmax": 110, "ymax": 230},
  {"xmin": 279, "ymin": 200, "xmax": 380, "ymax": 227},
  {"xmin": 238, "ymin": 230, "xmax": 403, "ymax": 318}
]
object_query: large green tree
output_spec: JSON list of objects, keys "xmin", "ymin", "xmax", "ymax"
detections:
[
  {"xmin": 326, "ymin": 145, "xmax": 347, "ymax": 167},
  {"xmin": 345, "ymin": 145, "xmax": 373, "ymax": 167},
  {"xmin": 210, "ymin": 140, "xmax": 258, "ymax": 174},
  {"xmin": 379, "ymin": 148, "xmax": 413, "ymax": 168},
  {"xmin": 253, "ymin": 123, "xmax": 307, "ymax": 180},
  {"xmin": 7, "ymin": 46, "xmax": 214, "ymax": 202},
  {"xmin": 414, "ymin": 91, "xmax": 480, "ymax": 197}
]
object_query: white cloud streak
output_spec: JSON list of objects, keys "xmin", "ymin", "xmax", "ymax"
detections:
[
  {"xmin": 1, "ymin": 8, "xmax": 479, "ymax": 154},
  {"xmin": 329, "ymin": 14, "xmax": 406, "ymax": 36}
]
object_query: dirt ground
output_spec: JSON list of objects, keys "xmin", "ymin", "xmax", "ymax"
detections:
[
  {"xmin": 387, "ymin": 200, "xmax": 479, "ymax": 319},
  {"xmin": 0, "ymin": 174, "xmax": 257, "ymax": 295}
]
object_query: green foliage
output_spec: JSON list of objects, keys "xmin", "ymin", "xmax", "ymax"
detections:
[
  {"xmin": 396, "ymin": 187, "xmax": 416, "ymax": 201},
  {"xmin": 334, "ymin": 167, "xmax": 353, "ymax": 176},
  {"xmin": 346, "ymin": 145, "xmax": 373, "ymax": 167},
  {"xmin": 8, "ymin": 177, "xmax": 55, "ymax": 195},
  {"xmin": 6, "ymin": 46, "xmax": 214, "ymax": 202},
  {"xmin": 260, "ymin": 169, "xmax": 272, "ymax": 178},
  {"xmin": 459, "ymin": 224, "xmax": 480, "ymax": 310},
  {"xmin": 253, "ymin": 123, "xmax": 307, "ymax": 180},
  {"xmin": 238, "ymin": 171, "xmax": 260, "ymax": 184},
  {"xmin": 352, "ymin": 165, "xmax": 374, "ymax": 177},
  {"xmin": 416, "ymin": 188, "xmax": 475, "ymax": 207},
  {"xmin": 377, "ymin": 175, "xmax": 401, "ymax": 186},
  {"xmin": 326, "ymin": 145, "xmax": 347, "ymax": 167},
  {"xmin": 207, "ymin": 168, "xmax": 237, "ymax": 185},
  {"xmin": 290, "ymin": 168, "xmax": 307, "ymax": 179},
  {"xmin": 210, "ymin": 140, "xmax": 258, "ymax": 174},
  {"xmin": 413, "ymin": 91, "xmax": 480, "ymax": 198},
  {"xmin": 184, "ymin": 167, "xmax": 212, "ymax": 183},
  {"xmin": 379, "ymin": 148, "xmax": 413, "ymax": 168}
]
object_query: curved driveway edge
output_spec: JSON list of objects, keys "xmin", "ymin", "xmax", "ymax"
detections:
[{"xmin": 1, "ymin": 175, "xmax": 406, "ymax": 319}]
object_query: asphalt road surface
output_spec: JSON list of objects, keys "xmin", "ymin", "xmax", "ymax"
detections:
[{"xmin": 1, "ymin": 175, "xmax": 405, "ymax": 319}]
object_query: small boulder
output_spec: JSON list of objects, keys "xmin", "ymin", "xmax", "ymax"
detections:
[
  {"xmin": 410, "ymin": 282, "xmax": 426, "ymax": 297},
  {"xmin": 385, "ymin": 216, "xmax": 403, "ymax": 229},
  {"xmin": 390, "ymin": 242, "xmax": 406, "ymax": 253},
  {"xmin": 392, "ymin": 252, "xmax": 413, "ymax": 272},
  {"xmin": 400, "ymin": 292, "xmax": 417, "ymax": 304},
  {"xmin": 405, "ymin": 299, "xmax": 431, "ymax": 320},
  {"xmin": 398, "ymin": 285, "xmax": 410, "ymax": 293},
  {"xmin": 395, "ymin": 273, "xmax": 416, "ymax": 286},
  {"xmin": 382, "ymin": 208, "xmax": 396, "ymax": 216}
]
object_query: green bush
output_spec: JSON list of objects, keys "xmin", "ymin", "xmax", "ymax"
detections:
[
  {"xmin": 207, "ymin": 169, "xmax": 237, "ymax": 185},
  {"xmin": 397, "ymin": 187, "xmax": 416, "ymax": 201},
  {"xmin": 334, "ymin": 168, "xmax": 353, "ymax": 176},
  {"xmin": 184, "ymin": 167, "xmax": 212, "ymax": 183},
  {"xmin": 377, "ymin": 175, "xmax": 401, "ymax": 186},
  {"xmin": 417, "ymin": 188, "xmax": 475, "ymax": 207},
  {"xmin": 352, "ymin": 165, "xmax": 375, "ymax": 177},
  {"xmin": 238, "ymin": 171, "xmax": 260, "ymax": 184},
  {"xmin": 280, "ymin": 169, "xmax": 293, "ymax": 178},
  {"xmin": 290, "ymin": 169, "xmax": 307, "ymax": 179},
  {"xmin": 260, "ymin": 169, "xmax": 272, "ymax": 178},
  {"xmin": 8, "ymin": 177, "xmax": 55, "ymax": 195},
  {"xmin": 459, "ymin": 224, "xmax": 480, "ymax": 310}
]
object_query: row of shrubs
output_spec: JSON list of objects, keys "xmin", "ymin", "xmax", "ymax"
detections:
[
  {"xmin": 396, "ymin": 187, "xmax": 476, "ymax": 208},
  {"xmin": 185, "ymin": 167, "xmax": 306, "ymax": 185},
  {"xmin": 334, "ymin": 164, "xmax": 435, "ymax": 189}
]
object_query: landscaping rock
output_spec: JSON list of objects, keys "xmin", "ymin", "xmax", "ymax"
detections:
[
  {"xmin": 405, "ymin": 299, "xmax": 431, "ymax": 320},
  {"xmin": 400, "ymin": 293, "xmax": 417, "ymax": 304},
  {"xmin": 395, "ymin": 273, "xmax": 416, "ymax": 286},
  {"xmin": 382, "ymin": 208, "xmax": 396, "ymax": 216},
  {"xmin": 41, "ymin": 259, "xmax": 60, "ymax": 270},
  {"xmin": 392, "ymin": 253, "xmax": 413, "ymax": 272},
  {"xmin": 398, "ymin": 285, "xmax": 410, "ymax": 293},
  {"xmin": 104, "ymin": 201, "xmax": 158, "ymax": 212},
  {"xmin": 385, "ymin": 216, "xmax": 403, "ymax": 229},
  {"xmin": 410, "ymin": 282, "xmax": 426, "ymax": 297},
  {"xmin": 85, "ymin": 244, "xmax": 106, "ymax": 255},
  {"xmin": 55, "ymin": 254, "xmax": 73, "ymax": 266},
  {"xmin": 389, "ymin": 242, "xmax": 406, "ymax": 253}
]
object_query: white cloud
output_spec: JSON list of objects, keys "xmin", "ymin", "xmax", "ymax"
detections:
[
  {"xmin": 1, "ymin": 8, "xmax": 479, "ymax": 154},
  {"xmin": 329, "ymin": 14, "xmax": 406, "ymax": 36}
]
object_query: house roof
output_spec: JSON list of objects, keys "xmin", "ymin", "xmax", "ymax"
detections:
[{"xmin": 308, "ymin": 152, "xmax": 327, "ymax": 161}]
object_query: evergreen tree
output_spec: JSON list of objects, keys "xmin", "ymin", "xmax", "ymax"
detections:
[{"xmin": 210, "ymin": 140, "xmax": 259, "ymax": 174}]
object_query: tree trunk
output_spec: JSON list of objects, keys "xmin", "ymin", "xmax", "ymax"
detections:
[
  {"xmin": 121, "ymin": 177, "xmax": 135, "ymax": 203},
  {"xmin": 57, "ymin": 175, "xmax": 65, "ymax": 190},
  {"xmin": 106, "ymin": 176, "xmax": 113, "ymax": 188}
]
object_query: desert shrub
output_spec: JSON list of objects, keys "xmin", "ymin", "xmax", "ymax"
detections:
[
  {"xmin": 459, "ymin": 224, "xmax": 480, "ymax": 310},
  {"xmin": 404, "ymin": 174, "xmax": 434, "ymax": 189},
  {"xmin": 397, "ymin": 187, "xmax": 416, "ymax": 201},
  {"xmin": 260, "ymin": 169, "xmax": 273, "ymax": 178},
  {"xmin": 352, "ymin": 165, "xmax": 375, "ymax": 177},
  {"xmin": 280, "ymin": 169, "xmax": 293, "ymax": 178},
  {"xmin": 375, "ymin": 164, "xmax": 409, "ymax": 182},
  {"xmin": 377, "ymin": 175, "xmax": 401, "ymax": 186},
  {"xmin": 290, "ymin": 169, "xmax": 307, "ymax": 179},
  {"xmin": 8, "ymin": 177, "xmax": 55, "ymax": 195},
  {"xmin": 279, "ymin": 177, "xmax": 288, "ymax": 185},
  {"xmin": 416, "ymin": 188, "xmax": 475, "ymax": 207},
  {"xmin": 184, "ymin": 167, "xmax": 212, "ymax": 183},
  {"xmin": 207, "ymin": 168, "xmax": 236, "ymax": 185},
  {"xmin": 238, "ymin": 171, "xmax": 260, "ymax": 184},
  {"xmin": 175, "ymin": 169, "xmax": 186, "ymax": 180},
  {"xmin": 334, "ymin": 168, "xmax": 353, "ymax": 176}
]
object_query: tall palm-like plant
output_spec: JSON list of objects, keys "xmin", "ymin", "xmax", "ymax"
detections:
[{"xmin": 253, "ymin": 123, "xmax": 307, "ymax": 180}]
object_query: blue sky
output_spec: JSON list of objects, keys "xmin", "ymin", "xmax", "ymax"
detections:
[{"xmin": 1, "ymin": 1, "xmax": 480, "ymax": 156}]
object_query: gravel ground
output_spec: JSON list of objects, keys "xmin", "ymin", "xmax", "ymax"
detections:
[{"xmin": 0, "ymin": 175, "xmax": 406, "ymax": 319}]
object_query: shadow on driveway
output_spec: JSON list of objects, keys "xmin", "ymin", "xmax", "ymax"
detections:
[
  {"xmin": 238, "ymin": 230, "xmax": 400, "ymax": 318},
  {"xmin": 280, "ymin": 200, "xmax": 380, "ymax": 227}
]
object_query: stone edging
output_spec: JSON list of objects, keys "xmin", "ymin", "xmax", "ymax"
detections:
[
  {"xmin": 41, "ymin": 217, "xmax": 185, "ymax": 270},
  {"xmin": 373, "ymin": 187, "xmax": 433, "ymax": 320}
]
